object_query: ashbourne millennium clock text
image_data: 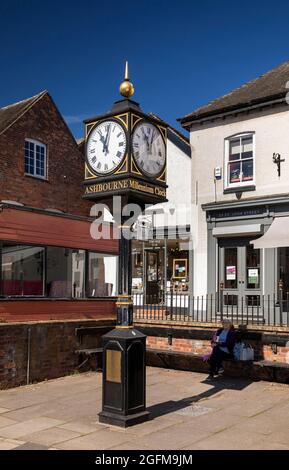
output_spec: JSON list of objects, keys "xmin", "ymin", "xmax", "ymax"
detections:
[{"xmin": 84, "ymin": 178, "xmax": 166, "ymax": 198}]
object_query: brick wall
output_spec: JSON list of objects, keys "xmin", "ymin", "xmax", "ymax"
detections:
[
  {"xmin": 0, "ymin": 319, "xmax": 115, "ymax": 389},
  {"xmin": 136, "ymin": 321, "xmax": 289, "ymax": 364},
  {"xmin": 0, "ymin": 93, "xmax": 92, "ymax": 217}
]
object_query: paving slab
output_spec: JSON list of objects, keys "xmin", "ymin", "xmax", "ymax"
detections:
[
  {"xmin": 0, "ymin": 368, "xmax": 289, "ymax": 450},
  {"xmin": 0, "ymin": 416, "xmax": 18, "ymax": 429},
  {"xmin": 59, "ymin": 421, "xmax": 105, "ymax": 435},
  {"xmin": 55, "ymin": 429, "xmax": 132, "ymax": 450},
  {"xmin": 134, "ymin": 422, "xmax": 212, "ymax": 450},
  {"xmin": 14, "ymin": 442, "xmax": 50, "ymax": 450},
  {"xmin": 194, "ymin": 428, "xmax": 267, "ymax": 450},
  {"xmin": 20, "ymin": 427, "xmax": 82, "ymax": 446},
  {"xmin": 0, "ymin": 417, "xmax": 64, "ymax": 439},
  {"xmin": 0, "ymin": 438, "xmax": 25, "ymax": 450}
]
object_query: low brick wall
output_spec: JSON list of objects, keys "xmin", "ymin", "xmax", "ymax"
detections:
[
  {"xmin": 134, "ymin": 320, "xmax": 289, "ymax": 364},
  {"xmin": 0, "ymin": 319, "xmax": 115, "ymax": 389},
  {"xmin": 146, "ymin": 349, "xmax": 289, "ymax": 383}
]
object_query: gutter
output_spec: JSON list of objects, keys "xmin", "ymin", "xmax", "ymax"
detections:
[{"xmin": 178, "ymin": 94, "xmax": 286, "ymax": 128}]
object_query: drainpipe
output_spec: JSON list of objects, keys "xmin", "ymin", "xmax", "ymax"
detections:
[{"xmin": 27, "ymin": 327, "xmax": 31, "ymax": 385}]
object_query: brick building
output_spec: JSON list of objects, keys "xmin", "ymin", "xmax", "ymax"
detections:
[{"xmin": 0, "ymin": 91, "xmax": 117, "ymax": 322}]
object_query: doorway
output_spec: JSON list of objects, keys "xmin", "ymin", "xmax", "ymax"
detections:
[{"xmin": 219, "ymin": 244, "xmax": 262, "ymax": 307}]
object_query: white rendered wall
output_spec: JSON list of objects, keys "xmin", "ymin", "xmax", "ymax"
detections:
[
  {"xmin": 148, "ymin": 137, "xmax": 191, "ymax": 234},
  {"xmin": 189, "ymin": 105, "xmax": 289, "ymax": 296}
]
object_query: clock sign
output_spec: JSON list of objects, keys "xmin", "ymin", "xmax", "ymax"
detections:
[
  {"xmin": 86, "ymin": 120, "xmax": 127, "ymax": 174},
  {"xmin": 132, "ymin": 122, "xmax": 166, "ymax": 177}
]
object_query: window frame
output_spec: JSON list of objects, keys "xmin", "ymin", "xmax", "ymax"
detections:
[
  {"xmin": 24, "ymin": 138, "xmax": 47, "ymax": 180},
  {"xmin": 224, "ymin": 132, "xmax": 255, "ymax": 190},
  {"xmin": 86, "ymin": 251, "xmax": 118, "ymax": 298},
  {"xmin": 0, "ymin": 241, "xmax": 118, "ymax": 299}
]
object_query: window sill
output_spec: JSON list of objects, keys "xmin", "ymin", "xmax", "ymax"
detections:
[
  {"xmin": 223, "ymin": 185, "xmax": 255, "ymax": 195},
  {"xmin": 24, "ymin": 173, "xmax": 49, "ymax": 182}
]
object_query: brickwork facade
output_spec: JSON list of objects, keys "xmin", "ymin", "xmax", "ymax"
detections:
[
  {"xmin": 0, "ymin": 92, "xmax": 91, "ymax": 217},
  {"xmin": 0, "ymin": 319, "xmax": 115, "ymax": 389}
]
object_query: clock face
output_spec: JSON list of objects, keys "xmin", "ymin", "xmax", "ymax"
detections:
[
  {"xmin": 132, "ymin": 122, "xmax": 166, "ymax": 177},
  {"xmin": 86, "ymin": 120, "xmax": 127, "ymax": 174}
]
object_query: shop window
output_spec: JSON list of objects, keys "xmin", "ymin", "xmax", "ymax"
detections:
[
  {"xmin": 1, "ymin": 243, "xmax": 44, "ymax": 296},
  {"xmin": 165, "ymin": 240, "xmax": 189, "ymax": 293},
  {"xmin": 246, "ymin": 246, "xmax": 260, "ymax": 289},
  {"xmin": 132, "ymin": 241, "xmax": 144, "ymax": 293},
  {"xmin": 25, "ymin": 139, "xmax": 47, "ymax": 179},
  {"xmin": 87, "ymin": 252, "xmax": 117, "ymax": 297},
  {"xmin": 225, "ymin": 133, "xmax": 254, "ymax": 189},
  {"xmin": 224, "ymin": 247, "xmax": 237, "ymax": 289},
  {"xmin": 46, "ymin": 247, "xmax": 85, "ymax": 298}
]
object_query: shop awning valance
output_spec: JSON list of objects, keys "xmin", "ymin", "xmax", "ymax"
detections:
[
  {"xmin": 212, "ymin": 224, "xmax": 262, "ymax": 238},
  {"xmin": 252, "ymin": 217, "xmax": 289, "ymax": 249}
]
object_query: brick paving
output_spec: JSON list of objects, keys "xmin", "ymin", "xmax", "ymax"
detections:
[{"xmin": 0, "ymin": 368, "xmax": 289, "ymax": 450}]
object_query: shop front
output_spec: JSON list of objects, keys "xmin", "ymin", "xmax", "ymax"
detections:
[
  {"xmin": 0, "ymin": 204, "xmax": 118, "ymax": 322},
  {"xmin": 204, "ymin": 196, "xmax": 289, "ymax": 324},
  {"xmin": 132, "ymin": 235, "xmax": 192, "ymax": 304}
]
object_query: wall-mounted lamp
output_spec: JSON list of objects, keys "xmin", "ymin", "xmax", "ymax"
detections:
[{"xmin": 273, "ymin": 153, "xmax": 285, "ymax": 177}]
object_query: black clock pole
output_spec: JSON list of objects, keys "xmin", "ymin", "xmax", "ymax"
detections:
[
  {"xmin": 116, "ymin": 206, "xmax": 133, "ymax": 327},
  {"xmin": 98, "ymin": 196, "xmax": 150, "ymax": 427}
]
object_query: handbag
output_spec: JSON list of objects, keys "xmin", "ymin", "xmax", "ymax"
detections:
[{"xmin": 239, "ymin": 342, "xmax": 254, "ymax": 361}]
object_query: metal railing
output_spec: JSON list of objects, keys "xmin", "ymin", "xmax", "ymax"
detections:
[{"xmin": 133, "ymin": 292, "xmax": 289, "ymax": 327}]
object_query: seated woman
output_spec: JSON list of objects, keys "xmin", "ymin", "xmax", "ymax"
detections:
[{"xmin": 208, "ymin": 318, "xmax": 236, "ymax": 379}]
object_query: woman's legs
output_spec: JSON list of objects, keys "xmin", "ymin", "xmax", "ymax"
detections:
[{"xmin": 209, "ymin": 347, "xmax": 230, "ymax": 375}]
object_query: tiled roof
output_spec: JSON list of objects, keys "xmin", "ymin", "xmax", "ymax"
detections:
[
  {"xmin": 0, "ymin": 91, "xmax": 47, "ymax": 135},
  {"xmin": 179, "ymin": 60, "xmax": 289, "ymax": 126}
]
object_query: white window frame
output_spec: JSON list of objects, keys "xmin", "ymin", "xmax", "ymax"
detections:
[
  {"xmin": 224, "ymin": 132, "xmax": 255, "ymax": 190},
  {"xmin": 24, "ymin": 138, "xmax": 47, "ymax": 180}
]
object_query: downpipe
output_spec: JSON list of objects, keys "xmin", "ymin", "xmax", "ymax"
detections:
[{"xmin": 27, "ymin": 327, "xmax": 31, "ymax": 385}]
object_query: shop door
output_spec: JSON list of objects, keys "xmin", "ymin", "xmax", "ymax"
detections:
[
  {"xmin": 220, "ymin": 244, "xmax": 262, "ymax": 309},
  {"xmin": 145, "ymin": 250, "xmax": 160, "ymax": 303}
]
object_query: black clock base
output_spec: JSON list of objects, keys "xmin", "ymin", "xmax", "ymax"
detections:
[{"xmin": 98, "ymin": 410, "xmax": 150, "ymax": 428}]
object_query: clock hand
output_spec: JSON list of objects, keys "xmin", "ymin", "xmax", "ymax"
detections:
[
  {"xmin": 97, "ymin": 131, "xmax": 106, "ymax": 152},
  {"xmin": 145, "ymin": 131, "xmax": 150, "ymax": 152},
  {"xmin": 104, "ymin": 125, "xmax": 111, "ymax": 155},
  {"xmin": 149, "ymin": 130, "xmax": 155, "ymax": 154}
]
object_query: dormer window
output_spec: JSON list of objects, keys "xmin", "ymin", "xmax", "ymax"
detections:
[
  {"xmin": 225, "ymin": 133, "xmax": 255, "ymax": 189},
  {"xmin": 25, "ymin": 139, "xmax": 47, "ymax": 179}
]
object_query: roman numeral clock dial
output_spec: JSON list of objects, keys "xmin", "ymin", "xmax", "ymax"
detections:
[
  {"xmin": 86, "ymin": 120, "xmax": 127, "ymax": 174},
  {"xmin": 132, "ymin": 122, "xmax": 166, "ymax": 177}
]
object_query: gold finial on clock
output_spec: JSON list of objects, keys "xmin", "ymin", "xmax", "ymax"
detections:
[{"xmin": 119, "ymin": 61, "xmax": 135, "ymax": 98}]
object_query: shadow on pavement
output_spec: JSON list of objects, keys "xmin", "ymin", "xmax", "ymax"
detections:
[{"xmin": 147, "ymin": 375, "xmax": 252, "ymax": 419}]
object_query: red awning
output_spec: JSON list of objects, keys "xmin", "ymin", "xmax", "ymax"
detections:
[{"xmin": 0, "ymin": 206, "xmax": 118, "ymax": 253}]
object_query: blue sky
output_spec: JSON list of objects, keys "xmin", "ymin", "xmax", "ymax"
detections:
[{"xmin": 1, "ymin": 0, "xmax": 289, "ymax": 138}]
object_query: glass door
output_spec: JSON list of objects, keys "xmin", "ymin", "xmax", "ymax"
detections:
[
  {"xmin": 243, "ymin": 245, "xmax": 262, "ymax": 307},
  {"xmin": 221, "ymin": 247, "xmax": 239, "ymax": 306},
  {"xmin": 220, "ymin": 244, "xmax": 262, "ymax": 307}
]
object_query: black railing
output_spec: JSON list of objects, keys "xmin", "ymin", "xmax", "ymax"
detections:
[{"xmin": 132, "ymin": 292, "xmax": 289, "ymax": 327}]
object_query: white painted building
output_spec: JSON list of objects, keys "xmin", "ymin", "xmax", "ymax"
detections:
[{"xmin": 180, "ymin": 60, "xmax": 289, "ymax": 319}]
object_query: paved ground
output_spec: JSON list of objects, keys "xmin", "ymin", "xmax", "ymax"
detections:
[{"xmin": 0, "ymin": 368, "xmax": 289, "ymax": 450}]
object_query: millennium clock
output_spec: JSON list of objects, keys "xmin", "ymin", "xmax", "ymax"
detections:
[
  {"xmin": 84, "ymin": 62, "xmax": 168, "ymax": 429},
  {"xmin": 86, "ymin": 120, "xmax": 127, "ymax": 174},
  {"xmin": 132, "ymin": 121, "xmax": 166, "ymax": 177}
]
